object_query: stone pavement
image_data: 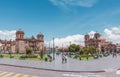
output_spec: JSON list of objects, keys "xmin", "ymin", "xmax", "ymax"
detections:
[{"xmin": 0, "ymin": 54, "xmax": 120, "ymax": 72}]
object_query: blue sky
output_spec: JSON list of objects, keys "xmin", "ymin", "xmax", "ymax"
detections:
[{"xmin": 0, "ymin": 0, "xmax": 120, "ymax": 46}]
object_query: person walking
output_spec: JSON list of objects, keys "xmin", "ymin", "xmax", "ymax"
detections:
[
  {"xmin": 62, "ymin": 55, "xmax": 64, "ymax": 64},
  {"xmin": 64, "ymin": 55, "xmax": 67, "ymax": 63}
]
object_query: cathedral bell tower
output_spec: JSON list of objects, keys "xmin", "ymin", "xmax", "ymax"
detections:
[
  {"xmin": 37, "ymin": 33, "xmax": 44, "ymax": 42},
  {"xmin": 16, "ymin": 29, "xmax": 25, "ymax": 53},
  {"xmin": 84, "ymin": 34, "xmax": 89, "ymax": 41},
  {"xmin": 37, "ymin": 33, "xmax": 44, "ymax": 51},
  {"xmin": 94, "ymin": 32, "xmax": 100, "ymax": 40},
  {"xmin": 84, "ymin": 34, "xmax": 89, "ymax": 47},
  {"xmin": 16, "ymin": 29, "xmax": 24, "ymax": 40}
]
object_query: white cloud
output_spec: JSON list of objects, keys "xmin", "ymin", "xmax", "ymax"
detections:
[
  {"xmin": 104, "ymin": 26, "xmax": 120, "ymax": 43},
  {"xmin": 48, "ymin": 34, "xmax": 84, "ymax": 47},
  {"xmin": 45, "ymin": 26, "xmax": 120, "ymax": 47},
  {"xmin": 0, "ymin": 30, "xmax": 16, "ymax": 41},
  {"xmin": 88, "ymin": 30, "xmax": 96, "ymax": 38},
  {"xmin": 46, "ymin": 31, "xmax": 98, "ymax": 47},
  {"xmin": 49, "ymin": 0, "xmax": 99, "ymax": 10}
]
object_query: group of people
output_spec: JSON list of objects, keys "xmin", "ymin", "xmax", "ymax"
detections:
[{"xmin": 62, "ymin": 55, "xmax": 67, "ymax": 64}]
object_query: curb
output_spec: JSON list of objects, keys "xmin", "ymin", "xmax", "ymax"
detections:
[{"xmin": 0, "ymin": 64, "xmax": 105, "ymax": 73}]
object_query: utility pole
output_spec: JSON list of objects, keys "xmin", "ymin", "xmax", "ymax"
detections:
[
  {"xmin": 53, "ymin": 37, "xmax": 55, "ymax": 60},
  {"xmin": 49, "ymin": 42, "xmax": 50, "ymax": 54},
  {"xmin": 9, "ymin": 39, "xmax": 12, "ymax": 58}
]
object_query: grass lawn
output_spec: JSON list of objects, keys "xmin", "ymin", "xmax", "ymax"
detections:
[
  {"xmin": 0, "ymin": 54, "xmax": 51, "ymax": 62},
  {"xmin": 68, "ymin": 55, "xmax": 94, "ymax": 61}
]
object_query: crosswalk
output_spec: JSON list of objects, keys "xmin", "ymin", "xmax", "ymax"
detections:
[{"xmin": 0, "ymin": 71, "xmax": 38, "ymax": 77}]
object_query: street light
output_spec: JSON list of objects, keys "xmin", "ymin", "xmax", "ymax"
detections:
[
  {"xmin": 62, "ymin": 44, "xmax": 64, "ymax": 63},
  {"xmin": 49, "ymin": 42, "xmax": 51, "ymax": 54},
  {"xmin": 62, "ymin": 44, "xmax": 64, "ymax": 55},
  {"xmin": 9, "ymin": 39, "xmax": 12, "ymax": 58},
  {"xmin": 53, "ymin": 37, "xmax": 55, "ymax": 60}
]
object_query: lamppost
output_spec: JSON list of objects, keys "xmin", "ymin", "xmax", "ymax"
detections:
[
  {"xmin": 62, "ymin": 43, "xmax": 64, "ymax": 63},
  {"xmin": 9, "ymin": 39, "xmax": 12, "ymax": 58},
  {"xmin": 69, "ymin": 41, "xmax": 71, "ymax": 54},
  {"xmin": 62, "ymin": 44, "xmax": 64, "ymax": 56},
  {"xmin": 53, "ymin": 37, "xmax": 55, "ymax": 60},
  {"xmin": 49, "ymin": 42, "xmax": 51, "ymax": 54},
  {"xmin": 4, "ymin": 40, "xmax": 6, "ymax": 54}
]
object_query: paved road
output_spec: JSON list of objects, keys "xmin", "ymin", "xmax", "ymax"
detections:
[{"xmin": 0, "ymin": 65, "xmax": 120, "ymax": 77}]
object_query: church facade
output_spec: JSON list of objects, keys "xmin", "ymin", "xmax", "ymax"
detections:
[
  {"xmin": 84, "ymin": 32, "xmax": 116, "ymax": 53},
  {"xmin": 0, "ymin": 29, "xmax": 44, "ymax": 53}
]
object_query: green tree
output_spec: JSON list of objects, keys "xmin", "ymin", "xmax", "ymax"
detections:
[
  {"xmin": 79, "ymin": 49, "xmax": 84, "ymax": 55},
  {"xmin": 87, "ymin": 46, "xmax": 98, "ymax": 55},
  {"xmin": 26, "ymin": 47, "xmax": 32, "ymax": 56},
  {"xmin": 39, "ymin": 49, "xmax": 44, "ymax": 59},
  {"xmin": 82, "ymin": 47, "xmax": 88, "ymax": 55},
  {"xmin": 68, "ymin": 44, "xmax": 80, "ymax": 52}
]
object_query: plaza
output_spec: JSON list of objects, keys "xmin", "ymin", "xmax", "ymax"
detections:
[
  {"xmin": 0, "ymin": 0, "xmax": 120, "ymax": 77},
  {"xmin": 0, "ymin": 29, "xmax": 120, "ymax": 77},
  {"xmin": 0, "ymin": 28, "xmax": 119, "ymax": 77},
  {"xmin": 0, "ymin": 52, "xmax": 120, "ymax": 77}
]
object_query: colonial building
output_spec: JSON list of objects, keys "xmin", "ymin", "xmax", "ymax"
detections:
[
  {"xmin": 0, "ymin": 40, "xmax": 16, "ymax": 53},
  {"xmin": 0, "ymin": 29, "xmax": 44, "ymax": 53},
  {"xmin": 84, "ymin": 32, "xmax": 116, "ymax": 52},
  {"xmin": 116, "ymin": 44, "xmax": 120, "ymax": 53}
]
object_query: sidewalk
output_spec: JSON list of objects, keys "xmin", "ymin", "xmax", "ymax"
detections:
[{"xmin": 0, "ymin": 54, "xmax": 120, "ymax": 72}]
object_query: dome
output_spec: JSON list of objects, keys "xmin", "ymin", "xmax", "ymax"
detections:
[
  {"xmin": 37, "ymin": 32, "xmax": 44, "ymax": 37},
  {"xmin": 16, "ymin": 29, "xmax": 24, "ymax": 34},
  {"xmin": 31, "ymin": 36, "xmax": 35, "ymax": 39},
  {"xmin": 94, "ymin": 32, "xmax": 100, "ymax": 36}
]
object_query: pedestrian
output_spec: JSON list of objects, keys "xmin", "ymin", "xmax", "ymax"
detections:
[
  {"xmin": 64, "ymin": 56, "xmax": 67, "ymax": 63},
  {"xmin": 62, "ymin": 55, "xmax": 64, "ymax": 64}
]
